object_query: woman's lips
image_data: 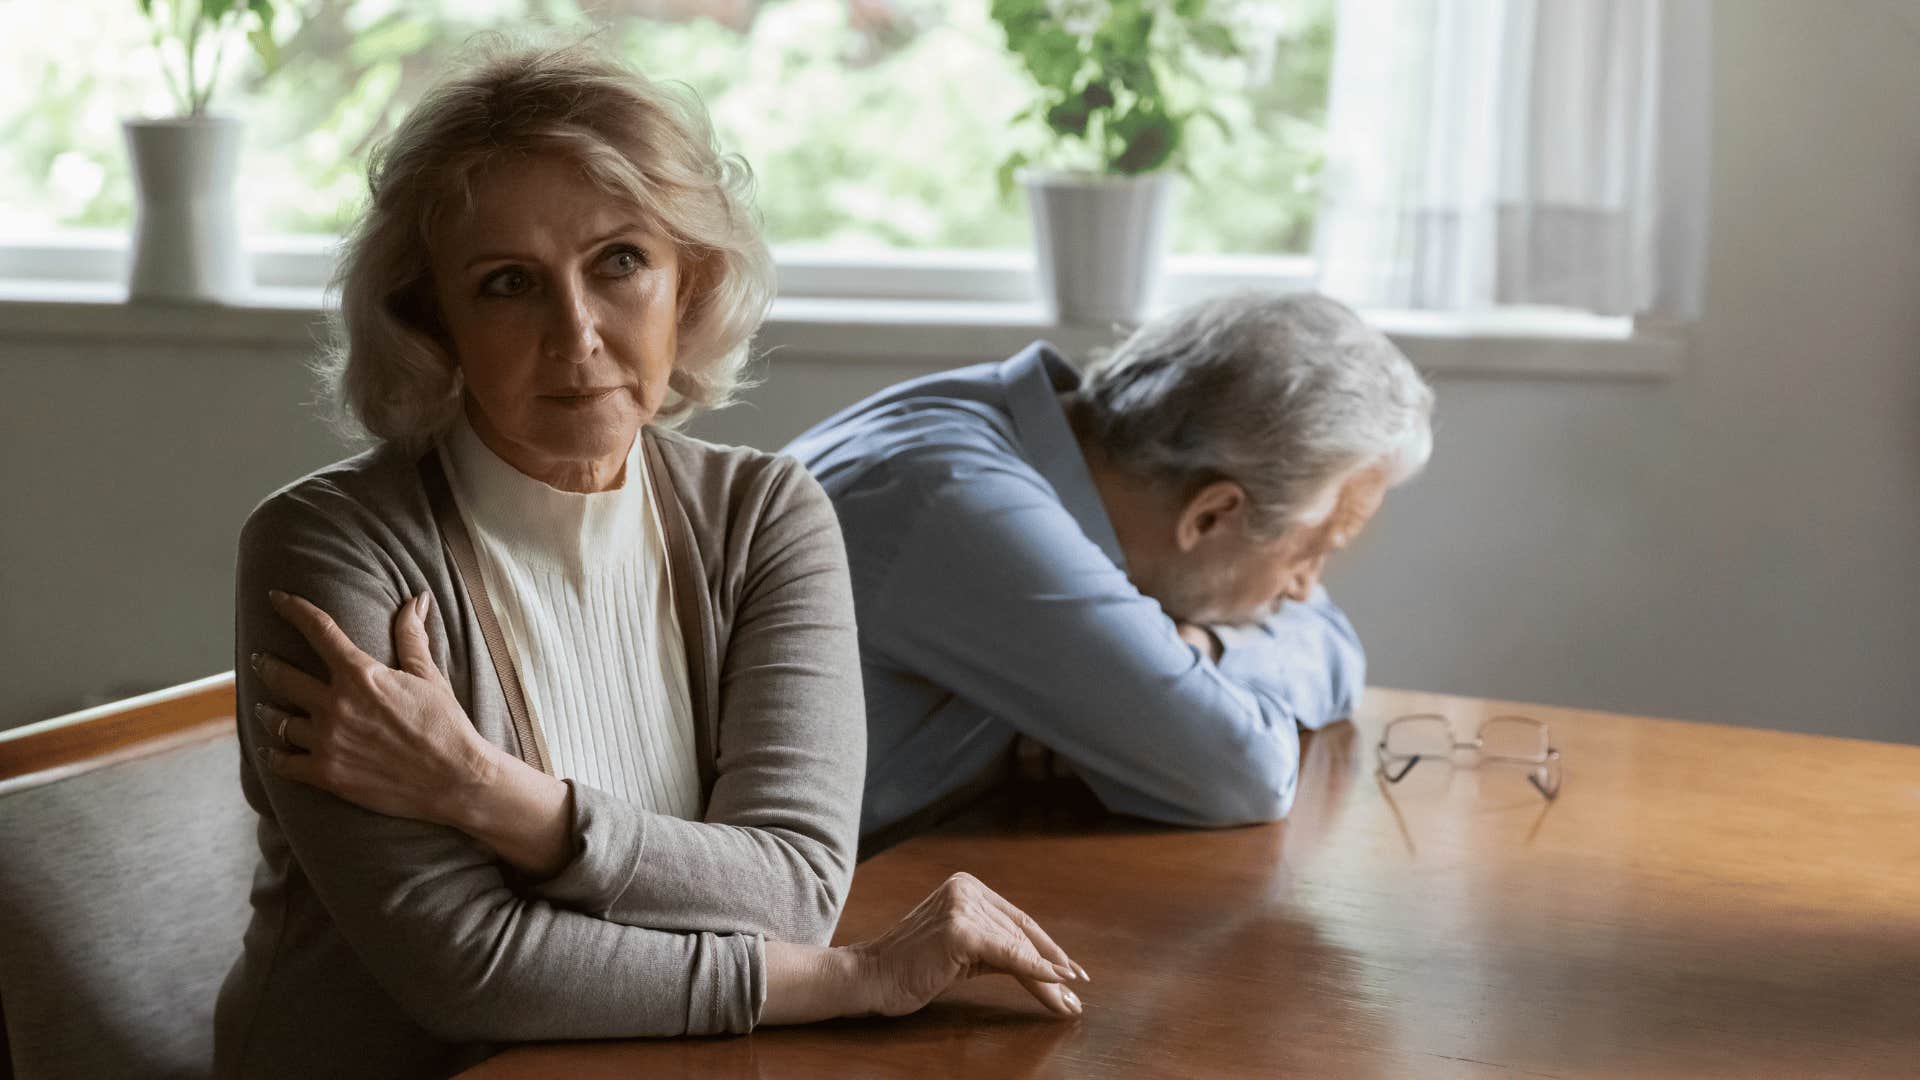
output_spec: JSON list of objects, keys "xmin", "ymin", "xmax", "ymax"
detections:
[{"xmin": 542, "ymin": 388, "xmax": 620, "ymax": 407}]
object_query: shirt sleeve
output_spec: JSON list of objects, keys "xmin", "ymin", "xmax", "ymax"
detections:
[
  {"xmin": 532, "ymin": 458, "xmax": 865, "ymax": 947},
  {"xmin": 1211, "ymin": 583, "xmax": 1366, "ymax": 732},
  {"xmin": 237, "ymin": 485, "xmax": 764, "ymax": 1042},
  {"xmin": 867, "ymin": 456, "xmax": 1366, "ymax": 827}
]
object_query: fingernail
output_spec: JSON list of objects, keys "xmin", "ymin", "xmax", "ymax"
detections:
[
  {"xmin": 1062, "ymin": 987, "xmax": 1080, "ymax": 1012},
  {"xmin": 1073, "ymin": 961, "xmax": 1090, "ymax": 982},
  {"xmin": 252, "ymin": 702, "xmax": 266, "ymax": 724},
  {"xmin": 254, "ymin": 746, "xmax": 272, "ymax": 765},
  {"xmin": 248, "ymin": 652, "xmax": 263, "ymax": 672},
  {"xmin": 418, "ymin": 592, "xmax": 433, "ymax": 618},
  {"xmin": 268, "ymin": 589, "xmax": 287, "ymax": 604},
  {"xmin": 1053, "ymin": 962, "xmax": 1076, "ymax": 982}
]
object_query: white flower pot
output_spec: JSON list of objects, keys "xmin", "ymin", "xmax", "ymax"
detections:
[
  {"xmin": 123, "ymin": 116, "xmax": 250, "ymax": 303},
  {"xmin": 1023, "ymin": 170, "xmax": 1176, "ymax": 327}
]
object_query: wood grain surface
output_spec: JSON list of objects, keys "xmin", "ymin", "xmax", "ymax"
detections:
[
  {"xmin": 0, "ymin": 671, "xmax": 234, "ymax": 795},
  {"xmin": 463, "ymin": 688, "xmax": 1920, "ymax": 1078}
]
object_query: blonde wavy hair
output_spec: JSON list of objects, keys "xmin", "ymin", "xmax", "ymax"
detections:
[{"xmin": 319, "ymin": 40, "xmax": 774, "ymax": 451}]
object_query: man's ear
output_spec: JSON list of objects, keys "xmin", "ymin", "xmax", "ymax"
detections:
[{"xmin": 1175, "ymin": 481, "xmax": 1247, "ymax": 553}]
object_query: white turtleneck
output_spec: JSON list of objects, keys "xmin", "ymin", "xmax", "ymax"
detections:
[{"xmin": 437, "ymin": 411, "xmax": 703, "ymax": 820}]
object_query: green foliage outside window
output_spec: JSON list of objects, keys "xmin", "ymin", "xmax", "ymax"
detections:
[
  {"xmin": 989, "ymin": 0, "xmax": 1244, "ymax": 186},
  {"xmin": 1, "ymin": 0, "xmax": 1333, "ymax": 254},
  {"xmin": 136, "ymin": 0, "xmax": 282, "ymax": 116}
]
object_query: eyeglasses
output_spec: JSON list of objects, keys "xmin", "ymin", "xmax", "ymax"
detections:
[{"xmin": 1375, "ymin": 713, "xmax": 1562, "ymax": 800}]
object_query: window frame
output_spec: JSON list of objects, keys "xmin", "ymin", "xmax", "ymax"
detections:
[
  {"xmin": 0, "ymin": 230, "xmax": 1683, "ymax": 382},
  {"xmin": 0, "ymin": 230, "xmax": 1318, "ymax": 304}
]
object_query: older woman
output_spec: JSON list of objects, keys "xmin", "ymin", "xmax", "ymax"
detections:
[{"xmin": 214, "ymin": 44, "xmax": 1083, "ymax": 1078}]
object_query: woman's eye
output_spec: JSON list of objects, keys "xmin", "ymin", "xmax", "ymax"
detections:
[
  {"xmin": 597, "ymin": 246, "xmax": 646, "ymax": 277},
  {"xmin": 480, "ymin": 268, "xmax": 531, "ymax": 297}
]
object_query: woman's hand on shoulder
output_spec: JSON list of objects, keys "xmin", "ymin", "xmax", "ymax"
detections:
[
  {"xmin": 762, "ymin": 872, "xmax": 1088, "ymax": 1025},
  {"xmin": 251, "ymin": 590, "xmax": 496, "ymax": 828}
]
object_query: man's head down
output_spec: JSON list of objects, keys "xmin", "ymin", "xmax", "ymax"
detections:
[{"xmin": 1066, "ymin": 292, "xmax": 1435, "ymax": 626}]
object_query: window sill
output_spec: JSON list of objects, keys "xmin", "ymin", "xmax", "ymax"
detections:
[
  {"xmin": 764, "ymin": 299, "xmax": 1686, "ymax": 379},
  {"xmin": 0, "ymin": 281, "xmax": 1685, "ymax": 380},
  {"xmin": 0, "ymin": 280, "xmax": 331, "ymax": 346}
]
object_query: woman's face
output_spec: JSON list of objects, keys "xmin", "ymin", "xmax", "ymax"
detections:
[{"xmin": 428, "ymin": 153, "xmax": 682, "ymax": 492}]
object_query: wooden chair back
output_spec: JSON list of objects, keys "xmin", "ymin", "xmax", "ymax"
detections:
[
  {"xmin": 0, "ymin": 673, "xmax": 249, "ymax": 1080},
  {"xmin": 0, "ymin": 672, "xmax": 236, "ymax": 795}
]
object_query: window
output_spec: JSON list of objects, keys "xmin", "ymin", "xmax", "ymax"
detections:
[{"xmin": 2, "ymin": 0, "xmax": 1334, "ymax": 268}]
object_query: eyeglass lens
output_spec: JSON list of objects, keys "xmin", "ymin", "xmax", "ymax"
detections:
[
  {"xmin": 1382, "ymin": 716, "xmax": 1453, "ymax": 758},
  {"xmin": 1480, "ymin": 717, "xmax": 1549, "ymax": 761}
]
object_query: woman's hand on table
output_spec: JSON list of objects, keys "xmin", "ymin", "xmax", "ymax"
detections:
[
  {"xmin": 761, "ymin": 872, "xmax": 1088, "ymax": 1024},
  {"xmin": 251, "ymin": 590, "xmax": 575, "ymax": 879}
]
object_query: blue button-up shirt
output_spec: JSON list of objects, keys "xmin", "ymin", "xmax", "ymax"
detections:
[{"xmin": 786, "ymin": 343, "xmax": 1365, "ymax": 836}]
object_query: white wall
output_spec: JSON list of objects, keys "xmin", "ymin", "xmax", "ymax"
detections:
[
  {"xmin": 1343, "ymin": 0, "xmax": 1920, "ymax": 744},
  {"xmin": 3, "ymin": 0, "xmax": 1916, "ymax": 741},
  {"xmin": 0, "ymin": 333, "xmax": 341, "ymax": 720}
]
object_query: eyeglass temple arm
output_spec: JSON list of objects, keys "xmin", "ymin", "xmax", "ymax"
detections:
[
  {"xmin": 1378, "ymin": 752, "xmax": 1421, "ymax": 783},
  {"xmin": 1526, "ymin": 750, "xmax": 1562, "ymax": 799}
]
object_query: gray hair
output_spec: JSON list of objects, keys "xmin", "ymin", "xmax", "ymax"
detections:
[
  {"xmin": 318, "ymin": 39, "xmax": 774, "ymax": 452},
  {"xmin": 1071, "ymin": 292, "xmax": 1434, "ymax": 536}
]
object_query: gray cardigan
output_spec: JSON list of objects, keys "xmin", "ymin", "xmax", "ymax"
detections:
[{"xmin": 213, "ymin": 427, "xmax": 866, "ymax": 1078}]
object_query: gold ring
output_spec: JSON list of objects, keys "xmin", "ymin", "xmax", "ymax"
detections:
[{"xmin": 276, "ymin": 713, "xmax": 290, "ymax": 741}]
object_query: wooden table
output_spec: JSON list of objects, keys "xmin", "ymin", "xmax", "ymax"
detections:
[{"xmin": 464, "ymin": 689, "xmax": 1920, "ymax": 1078}]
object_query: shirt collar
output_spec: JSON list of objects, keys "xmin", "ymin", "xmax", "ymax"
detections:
[
  {"xmin": 438, "ymin": 407, "xmax": 652, "ymax": 574},
  {"xmin": 998, "ymin": 342, "xmax": 1126, "ymax": 568}
]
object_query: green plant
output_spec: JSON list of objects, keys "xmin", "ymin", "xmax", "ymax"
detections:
[
  {"xmin": 137, "ymin": 0, "xmax": 281, "ymax": 117},
  {"xmin": 990, "ymin": 0, "xmax": 1243, "ymax": 189}
]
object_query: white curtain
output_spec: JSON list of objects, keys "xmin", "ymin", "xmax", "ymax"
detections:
[{"xmin": 1313, "ymin": 0, "xmax": 1711, "ymax": 318}]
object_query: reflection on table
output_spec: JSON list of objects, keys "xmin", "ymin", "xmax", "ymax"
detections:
[{"xmin": 463, "ymin": 687, "xmax": 1920, "ymax": 1079}]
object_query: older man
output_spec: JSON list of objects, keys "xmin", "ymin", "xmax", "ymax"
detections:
[{"xmin": 786, "ymin": 293, "xmax": 1434, "ymax": 841}]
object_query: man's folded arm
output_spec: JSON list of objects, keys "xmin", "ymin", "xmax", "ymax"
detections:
[
  {"xmin": 871, "ymin": 469, "xmax": 1361, "ymax": 827},
  {"xmin": 1211, "ymin": 582, "xmax": 1367, "ymax": 731}
]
